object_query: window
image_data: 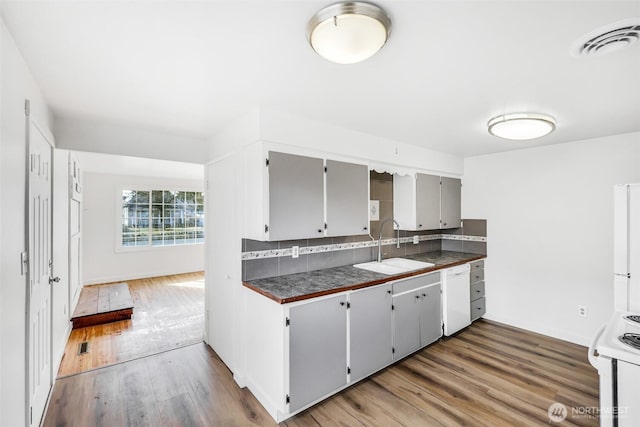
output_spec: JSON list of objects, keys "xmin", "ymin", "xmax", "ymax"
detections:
[{"xmin": 121, "ymin": 190, "xmax": 204, "ymax": 247}]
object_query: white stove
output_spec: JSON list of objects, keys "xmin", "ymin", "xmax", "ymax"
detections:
[{"xmin": 589, "ymin": 312, "xmax": 640, "ymax": 426}]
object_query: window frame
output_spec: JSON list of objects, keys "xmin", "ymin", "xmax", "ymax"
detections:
[{"xmin": 116, "ymin": 185, "xmax": 205, "ymax": 253}]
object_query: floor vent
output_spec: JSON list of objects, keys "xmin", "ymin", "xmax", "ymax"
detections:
[
  {"xmin": 572, "ymin": 18, "xmax": 640, "ymax": 57},
  {"xmin": 78, "ymin": 341, "xmax": 89, "ymax": 355}
]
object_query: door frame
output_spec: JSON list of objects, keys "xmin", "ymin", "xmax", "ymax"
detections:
[{"xmin": 25, "ymin": 99, "xmax": 56, "ymax": 427}]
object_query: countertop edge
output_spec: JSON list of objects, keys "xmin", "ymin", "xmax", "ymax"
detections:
[{"xmin": 243, "ymin": 254, "xmax": 486, "ymax": 304}]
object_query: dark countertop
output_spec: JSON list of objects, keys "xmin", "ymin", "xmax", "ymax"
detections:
[{"xmin": 243, "ymin": 251, "xmax": 486, "ymax": 304}]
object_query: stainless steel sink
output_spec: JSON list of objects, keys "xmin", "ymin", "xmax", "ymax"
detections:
[{"xmin": 353, "ymin": 258, "xmax": 435, "ymax": 275}]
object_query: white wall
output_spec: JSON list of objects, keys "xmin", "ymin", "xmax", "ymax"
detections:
[
  {"xmin": 0, "ymin": 16, "xmax": 53, "ymax": 427},
  {"xmin": 463, "ymin": 132, "xmax": 640, "ymax": 345},
  {"xmin": 259, "ymin": 109, "xmax": 464, "ymax": 176},
  {"xmin": 82, "ymin": 171, "xmax": 205, "ymax": 285},
  {"xmin": 55, "ymin": 116, "xmax": 209, "ymax": 164}
]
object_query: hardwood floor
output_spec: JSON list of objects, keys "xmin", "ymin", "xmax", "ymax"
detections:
[
  {"xmin": 57, "ymin": 272, "xmax": 205, "ymax": 377},
  {"xmin": 44, "ymin": 319, "xmax": 599, "ymax": 426}
]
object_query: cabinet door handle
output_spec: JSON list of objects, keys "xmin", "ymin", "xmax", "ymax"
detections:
[
  {"xmin": 475, "ymin": 289, "xmax": 481, "ymax": 293},
  {"xmin": 340, "ymin": 302, "xmax": 345, "ymax": 306},
  {"xmin": 418, "ymin": 224, "xmax": 422, "ymax": 228},
  {"xmin": 415, "ymin": 295, "xmax": 420, "ymax": 300},
  {"xmin": 363, "ymin": 226, "xmax": 368, "ymax": 231},
  {"xmin": 422, "ymin": 293, "xmax": 427, "ymax": 297},
  {"xmin": 318, "ymin": 229, "xmax": 323, "ymax": 233}
]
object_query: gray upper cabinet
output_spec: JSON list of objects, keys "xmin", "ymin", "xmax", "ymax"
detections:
[
  {"xmin": 325, "ymin": 160, "xmax": 369, "ymax": 237},
  {"xmin": 288, "ymin": 294, "xmax": 348, "ymax": 412},
  {"xmin": 348, "ymin": 283, "xmax": 393, "ymax": 382},
  {"xmin": 415, "ymin": 173, "xmax": 441, "ymax": 230},
  {"xmin": 394, "ymin": 173, "xmax": 461, "ymax": 231},
  {"xmin": 440, "ymin": 177, "xmax": 461, "ymax": 229},
  {"xmin": 268, "ymin": 152, "xmax": 325, "ymax": 240}
]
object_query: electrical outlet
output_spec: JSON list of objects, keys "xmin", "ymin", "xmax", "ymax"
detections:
[
  {"xmin": 292, "ymin": 246, "xmax": 299, "ymax": 259},
  {"xmin": 578, "ymin": 305, "xmax": 588, "ymax": 317},
  {"xmin": 413, "ymin": 235, "xmax": 419, "ymax": 244}
]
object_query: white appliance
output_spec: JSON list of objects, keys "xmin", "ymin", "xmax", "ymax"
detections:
[
  {"xmin": 442, "ymin": 263, "xmax": 470, "ymax": 336},
  {"xmin": 589, "ymin": 312, "xmax": 640, "ymax": 426},
  {"xmin": 589, "ymin": 184, "xmax": 640, "ymax": 426},
  {"xmin": 614, "ymin": 184, "xmax": 640, "ymax": 312}
]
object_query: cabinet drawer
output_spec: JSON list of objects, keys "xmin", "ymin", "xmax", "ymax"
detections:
[
  {"xmin": 470, "ymin": 269, "xmax": 484, "ymax": 284},
  {"xmin": 393, "ymin": 272, "xmax": 440, "ymax": 295},
  {"xmin": 469, "ymin": 260, "xmax": 484, "ymax": 271},
  {"xmin": 470, "ymin": 281, "xmax": 485, "ymax": 301},
  {"xmin": 470, "ymin": 297, "xmax": 486, "ymax": 321}
]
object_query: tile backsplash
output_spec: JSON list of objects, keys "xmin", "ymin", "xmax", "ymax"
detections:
[{"xmin": 242, "ymin": 218, "xmax": 487, "ymax": 281}]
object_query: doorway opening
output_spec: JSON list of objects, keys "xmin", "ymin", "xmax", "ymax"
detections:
[{"xmin": 55, "ymin": 151, "xmax": 206, "ymax": 378}]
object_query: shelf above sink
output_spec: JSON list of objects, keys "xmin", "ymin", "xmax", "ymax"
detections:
[{"xmin": 353, "ymin": 258, "xmax": 435, "ymax": 275}]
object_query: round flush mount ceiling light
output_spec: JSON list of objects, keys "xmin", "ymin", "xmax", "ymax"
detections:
[
  {"xmin": 571, "ymin": 18, "xmax": 640, "ymax": 57},
  {"xmin": 487, "ymin": 113, "xmax": 557, "ymax": 141},
  {"xmin": 307, "ymin": 2, "xmax": 391, "ymax": 64}
]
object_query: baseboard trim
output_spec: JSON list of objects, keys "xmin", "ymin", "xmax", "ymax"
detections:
[
  {"xmin": 482, "ymin": 313, "xmax": 590, "ymax": 346},
  {"xmin": 83, "ymin": 270, "xmax": 204, "ymax": 286}
]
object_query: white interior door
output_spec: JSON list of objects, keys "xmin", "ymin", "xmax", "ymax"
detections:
[
  {"xmin": 69, "ymin": 152, "xmax": 82, "ymax": 311},
  {"xmin": 27, "ymin": 110, "xmax": 54, "ymax": 426}
]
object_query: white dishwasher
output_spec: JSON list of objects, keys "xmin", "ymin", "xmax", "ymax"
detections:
[{"xmin": 442, "ymin": 264, "xmax": 471, "ymax": 336}]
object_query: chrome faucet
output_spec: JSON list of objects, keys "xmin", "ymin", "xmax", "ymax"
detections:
[{"xmin": 378, "ymin": 218, "xmax": 400, "ymax": 263}]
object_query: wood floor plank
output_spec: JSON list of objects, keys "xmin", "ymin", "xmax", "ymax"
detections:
[
  {"xmin": 119, "ymin": 358, "xmax": 164, "ymax": 427},
  {"xmin": 58, "ymin": 272, "xmax": 204, "ymax": 377},
  {"xmin": 45, "ymin": 320, "xmax": 599, "ymax": 427}
]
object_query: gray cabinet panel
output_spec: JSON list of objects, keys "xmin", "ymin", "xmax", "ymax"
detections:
[
  {"xmin": 416, "ymin": 173, "xmax": 441, "ymax": 230},
  {"xmin": 471, "ymin": 269, "xmax": 485, "ymax": 284},
  {"xmin": 326, "ymin": 160, "xmax": 369, "ymax": 237},
  {"xmin": 349, "ymin": 284, "xmax": 393, "ymax": 382},
  {"xmin": 470, "ymin": 260, "xmax": 484, "ymax": 271},
  {"xmin": 440, "ymin": 177, "xmax": 461, "ymax": 229},
  {"xmin": 470, "ymin": 297, "xmax": 486, "ymax": 321},
  {"xmin": 289, "ymin": 294, "xmax": 347, "ymax": 412},
  {"xmin": 268, "ymin": 152, "xmax": 324, "ymax": 240},
  {"xmin": 470, "ymin": 281, "xmax": 485, "ymax": 301},
  {"xmin": 392, "ymin": 272, "xmax": 440, "ymax": 295},
  {"xmin": 392, "ymin": 291, "xmax": 421, "ymax": 360},
  {"xmin": 418, "ymin": 283, "xmax": 443, "ymax": 347}
]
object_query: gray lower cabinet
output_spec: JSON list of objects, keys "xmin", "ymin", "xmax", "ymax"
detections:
[
  {"xmin": 469, "ymin": 260, "xmax": 486, "ymax": 321},
  {"xmin": 418, "ymin": 284, "xmax": 443, "ymax": 346},
  {"xmin": 349, "ymin": 283, "xmax": 393, "ymax": 382},
  {"xmin": 393, "ymin": 290, "xmax": 422, "ymax": 359},
  {"xmin": 392, "ymin": 273, "xmax": 442, "ymax": 360},
  {"xmin": 288, "ymin": 294, "xmax": 347, "ymax": 412}
]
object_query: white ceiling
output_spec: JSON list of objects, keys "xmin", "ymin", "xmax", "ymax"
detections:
[{"xmin": 2, "ymin": 0, "xmax": 639, "ymax": 157}]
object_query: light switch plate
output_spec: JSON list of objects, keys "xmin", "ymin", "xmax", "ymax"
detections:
[
  {"xmin": 292, "ymin": 246, "xmax": 299, "ymax": 259},
  {"xmin": 413, "ymin": 235, "xmax": 419, "ymax": 244}
]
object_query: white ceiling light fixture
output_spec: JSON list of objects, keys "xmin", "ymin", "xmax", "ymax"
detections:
[
  {"xmin": 307, "ymin": 2, "xmax": 391, "ymax": 64},
  {"xmin": 487, "ymin": 113, "xmax": 557, "ymax": 141}
]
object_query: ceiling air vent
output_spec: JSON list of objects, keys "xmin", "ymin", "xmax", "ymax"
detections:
[{"xmin": 572, "ymin": 18, "xmax": 640, "ymax": 57}]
